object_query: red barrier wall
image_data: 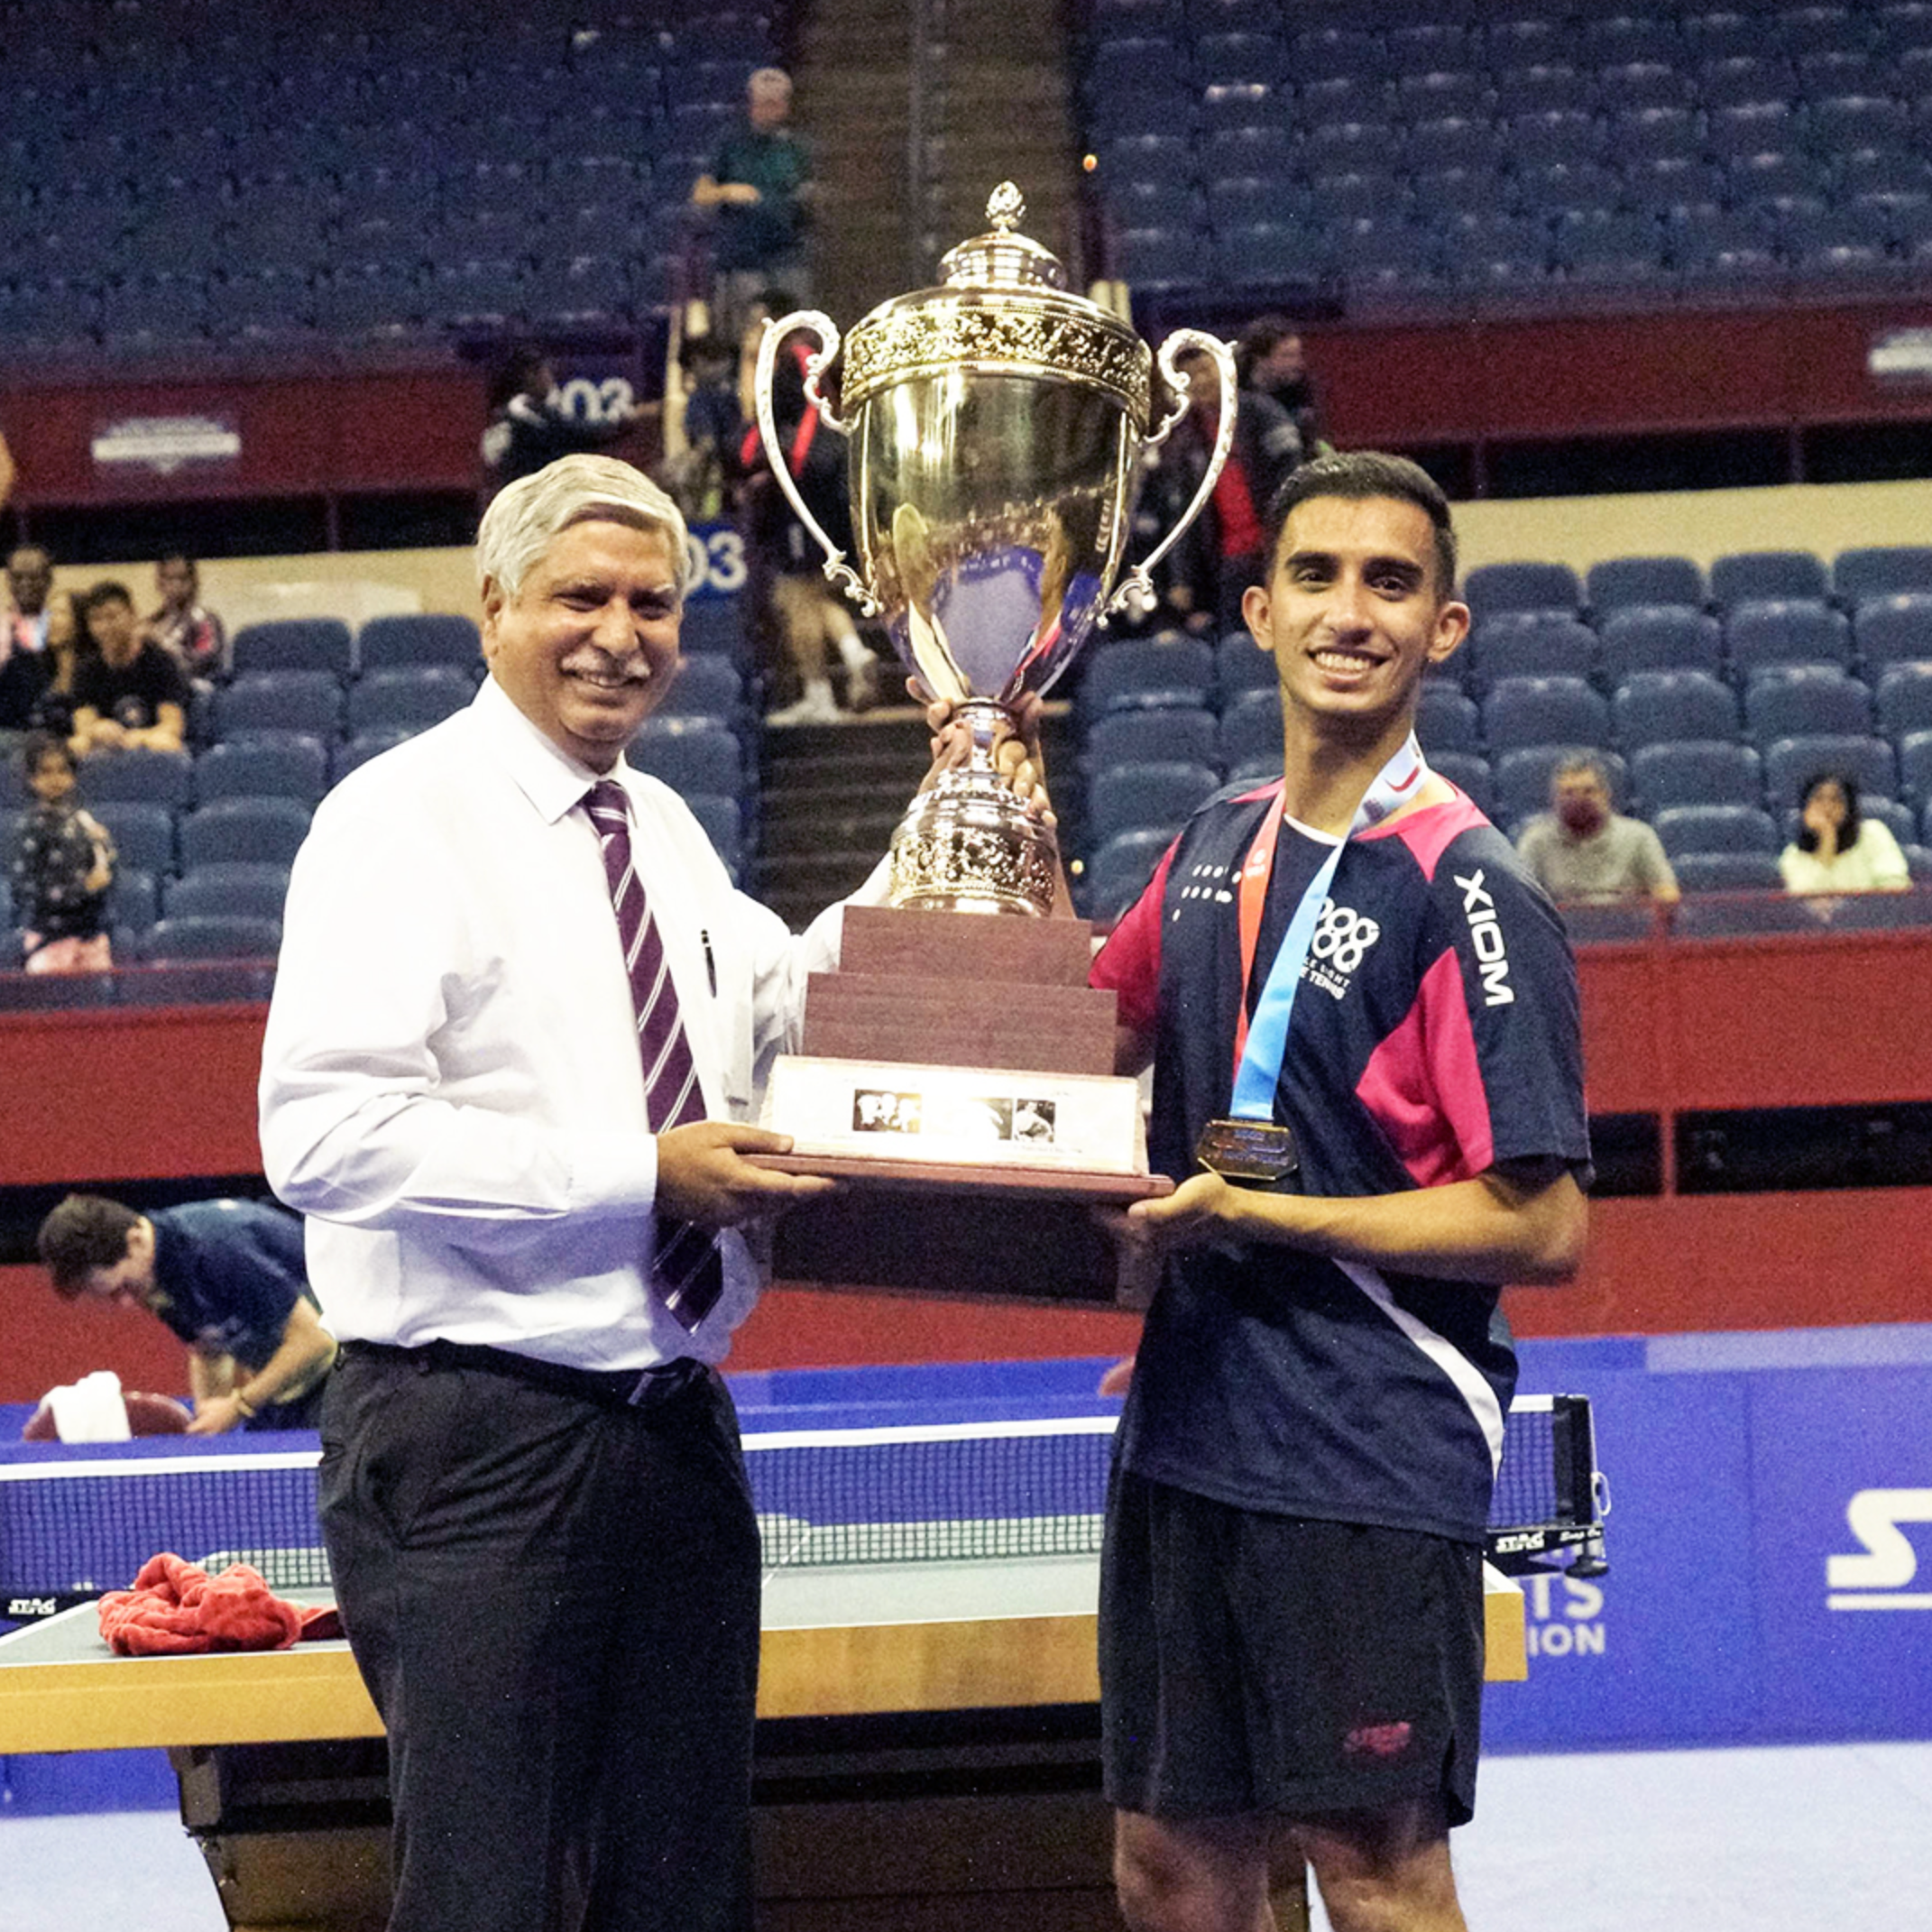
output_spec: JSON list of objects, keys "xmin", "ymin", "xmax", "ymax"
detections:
[{"xmin": 3, "ymin": 925, "xmax": 1927, "ymax": 1400}]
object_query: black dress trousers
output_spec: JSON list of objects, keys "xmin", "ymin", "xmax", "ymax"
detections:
[{"xmin": 317, "ymin": 1346, "xmax": 760, "ymax": 1932}]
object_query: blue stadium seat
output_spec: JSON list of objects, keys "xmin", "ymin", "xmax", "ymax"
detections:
[
  {"xmin": 140, "ymin": 914, "xmax": 282, "ymax": 963},
  {"xmin": 628, "ymin": 719, "xmax": 742, "ymax": 796},
  {"xmin": 1467, "ymin": 616, "xmax": 1597, "ymax": 689},
  {"xmin": 1708, "ymin": 550, "xmax": 1830, "ymax": 607},
  {"xmin": 228, "ymin": 619, "xmax": 354, "ymax": 677},
  {"xmin": 1725, "ymin": 600, "xmax": 1854, "ymax": 678},
  {"xmin": 213, "ymin": 673, "xmax": 345, "ymax": 742},
  {"xmin": 345, "ymin": 667, "xmax": 475, "ymax": 736},
  {"xmin": 1672, "ymin": 895, "xmax": 1825, "ymax": 938},
  {"xmin": 179, "ymin": 797, "xmax": 314, "ymax": 869},
  {"xmin": 1215, "ymin": 632, "xmax": 1277, "ymax": 701},
  {"xmin": 90, "ymin": 802, "xmax": 176, "ymax": 877},
  {"xmin": 658, "ymin": 655, "xmax": 744, "ymax": 724},
  {"xmin": 1630, "ymin": 740, "xmax": 1764, "ymax": 811},
  {"xmin": 1854, "ymin": 593, "xmax": 1932, "ymax": 671},
  {"xmin": 1083, "ymin": 827, "xmax": 1174, "ymax": 924},
  {"xmin": 1670, "ymin": 851, "xmax": 1785, "ymax": 893},
  {"xmin": 355, "ymin": 613, "xmax": 482, "ymax": 671},
  {"xmin": 331, "ymin": 731, "xmax": 414, "ymax": 786},
  {"xmin": 1084, "ymin": 706, "xmax": 1219, "ymax": 773},
  {"xmin": 1217, "ymin": 688, "xmax": 1282, "ymax": 772},
  {"xmin": 677, "ymin": 601, "xmax": 746, "ymax": 658},
  {"xmin": 683, "ymin": 793, "xmax": 744, "ymax": 879},
  {"xmin": 1079, "ymin": 637, "xmax": 1217, "ymax": 716},
  {"xmin": 1461, "ymin": 562, "xmax": 1581, "ymax": 622},
  {"xmin": 1482, "ymin": 676, "xmax": 1612, "ymax": 756},
  {"xmin": 161, "ymin": 863, "xmax": 293, "ymax": 924},
  {"xmin": 1613, "ymin": 670, "xmax": 1741, "ymax": 750},
  {"xmin": 192, "ymin": 737, "xmax": 330, "ymax": 807},
  {"xmin": 1905, "ymin": 730, "xmax": 1932, "ymax": 805},
  {"xmin": 1596, "ymin": 607, "xmax": 1725, "ymax": 684},
  {"xmin": 1762, "ymin": 733, "xmax": 1898, "ymax": 810},
  {"xmin": 106, "ymin": 865, "xmax": 160, "ymax": 935},
  {"xmin": 1414, "ymin": 684, "xmax": 1482, "ymax": 756},
  {"xmin": 1651, "ymin": 804, "xmax": 1781, "ymax": 857},
  {"xmin": 74, "ymin": 748, "xmax": 193, "ymax": 807},
  {"xmin": 1607, "ymin": 107, "xmax": 1706, "ymax": 166},
  {"xmin": 1586, "ymin": 556, "xmax": 1705, "ymax": 612},
  {"xmin": 1743, "ymin": 668, "xmax": 1873, "ymax": 745},
  {"xmin": 1088, "ymin": 760, "xmax": 1220, "ymax": 845},
  {"xmin": 1827, "ymin": 891, "xmax": 1932, "ymax": 932},
  {"xmin": 1875, "ymin": 662, "xmax": 1932, "ymax": 740},
  {"xmin": 1834, "ymin": 545, "xmax": 1932, "ymax": 604},
  {"xmin": 1492, "ymin": 747, "xmax": 1627, "ymax": 831},
  {"xmin": 1560, "ymin": 900, "xmax": 1665, "ymax": 943},
  {"xmin": 1429, "ymin": 750, "xmax": 1494, "ymax": 815}
]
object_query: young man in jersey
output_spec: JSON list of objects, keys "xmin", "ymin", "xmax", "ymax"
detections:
[{"xmin": 1089, "ymin": 451, "xmax": 1591, "ymax": 1932}]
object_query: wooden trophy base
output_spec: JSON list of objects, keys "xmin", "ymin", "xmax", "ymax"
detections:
[{"xmin": 756, "ymin": 906, "xmax": 1170, "ymax": 1304}]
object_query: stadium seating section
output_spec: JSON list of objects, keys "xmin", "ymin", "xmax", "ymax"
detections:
[
  {"xmin": 2, "ymin": 609, "xmax": 754, "ymax": 979},
  {"xmin": 1081, "ymin": 0, "xmax": 1932, "ymax": 313},
  {"xmin": 0, "ymin": 4, "xmax": 777, "ymax": 357},
  {"xmin": 1072, "ymin": 542, "xmax": 1932, "ymax": 926}
]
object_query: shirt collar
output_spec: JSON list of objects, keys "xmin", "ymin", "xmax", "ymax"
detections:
[{"xmin": 471, "ymin": 675, "xmax": 635, "ymax": 826}]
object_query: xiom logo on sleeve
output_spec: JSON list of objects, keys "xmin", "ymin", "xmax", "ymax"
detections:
[
  {"xmin": 1453, "ymin": 869, "xmax": 1515, "ymax": 1007},
  {"xmin": 1826, "ymin": 1488, "xmax": 1932, "ymax": 1610}
]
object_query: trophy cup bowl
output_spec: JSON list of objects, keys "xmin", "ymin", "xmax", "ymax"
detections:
[{"xmin": 754, "ymin": 181, "xmax": 1237, "ymax": 915}]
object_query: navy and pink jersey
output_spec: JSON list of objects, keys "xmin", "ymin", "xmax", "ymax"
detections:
[{"xmin": 1090, "ymin": 778, "xmax": 1590, "ymax": 1543}]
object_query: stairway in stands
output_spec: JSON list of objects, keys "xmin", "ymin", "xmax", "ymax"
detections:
[{"xmin": 756, "ymin": 706, "xmax": 1081, "ymax": 932}]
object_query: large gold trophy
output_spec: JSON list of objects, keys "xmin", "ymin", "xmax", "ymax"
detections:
[
  {"xmin": 754, "ymin": 181, "xmax": 1236, "ymax": 915},
  {"xmin": 750, "ymin": 185, "xmax": 1235, "ymax": 1302}
]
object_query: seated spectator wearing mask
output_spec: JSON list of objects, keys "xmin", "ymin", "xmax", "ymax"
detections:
[
  {"xmin": 69, "ymin": 580, "xmax": 190, "ymax": 756},
  {"xmin": 1514, "ymin": 754, "xmax": 1679, "ymax": 906},
  {"xmin": 1780, "ymin": 771, "xmax": 1910, "ymax": 896}
]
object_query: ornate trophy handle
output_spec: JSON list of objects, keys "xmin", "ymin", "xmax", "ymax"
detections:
[
  {"xmin": 1106, "ymin": 327, "xmax": 1239, "ymax": 618},
  {"xmin": 752, "ymin": 311, "xmax": 881, "ymax": 616}
]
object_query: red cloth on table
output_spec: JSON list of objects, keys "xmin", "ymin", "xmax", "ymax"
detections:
[{"xmin": 97, "ymin": 1551, "xmax": 343, "ymax": 1656}]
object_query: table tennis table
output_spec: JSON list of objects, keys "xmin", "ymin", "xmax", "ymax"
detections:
[{"xmin": 0, "ymin": 1551, "xmax": 1525, "ymax": 1931}]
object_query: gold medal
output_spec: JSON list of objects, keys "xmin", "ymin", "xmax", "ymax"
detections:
[{"xmin": 1194, "ymin": 1118, "xmax": 1299, "ymax": 1185}]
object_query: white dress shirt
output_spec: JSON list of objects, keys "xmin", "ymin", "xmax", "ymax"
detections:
[{"xmin": 260, "ymin": 677, "xmax": 848, "ymax": 1369}]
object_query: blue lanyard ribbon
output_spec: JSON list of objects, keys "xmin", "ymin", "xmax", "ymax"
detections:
[{"xmin": 1229, "ymin": 733, "xmax": 1429, "ymax": 1120}]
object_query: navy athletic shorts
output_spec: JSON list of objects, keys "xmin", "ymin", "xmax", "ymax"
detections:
[{"xmin": 1099, "ymin": 1467, "xmax": 1486, "ymax": 1825}]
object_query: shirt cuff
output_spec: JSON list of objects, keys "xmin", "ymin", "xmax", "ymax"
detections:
[{"xmin": 564, "ymin": 1131, "xmax": 659, "ymax": 1213}]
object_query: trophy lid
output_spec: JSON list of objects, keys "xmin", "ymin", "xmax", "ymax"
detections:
[
  {"xmin": 937, "ymin": 182, "xmax": 1069, "ymax": 293},
  {"xmin": 842, "ymin": 180, "xmax": 1152, "ymax": 427}
]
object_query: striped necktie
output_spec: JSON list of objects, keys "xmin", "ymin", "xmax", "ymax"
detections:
[{"xmin": 584, "ymin": 779, "xmax": 724, "ymax": 1330}]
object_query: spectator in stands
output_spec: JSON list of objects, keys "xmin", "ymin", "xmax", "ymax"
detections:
[
  {"xmin": 482, "ymin": 345, "xmax": 640, "ymax": 490},
  {"xmin": 7, "ymin": 544, "xmax": 54, "ymax": 657},
  {"xmin": 36, "ymin": 1194, "xmax": 335, "ymax": 1433},
  {"xmin": 1141, "ymin": 344, "xmax": 1301, "ymax": 636},
  {"xmin": 663, "ymin": 330, "xmax": 744, "ymax": 524},
  {"xmin": 748, "ymin": 333, "xmax": 878, "ymax": 723},
  {"xmin": 10, "ymin": 730, "xmax": 115, "ymax": 971},
  {"xmin": 1237, "ymin": 317, "xmax": 1324, "ymax": 465},
  {"xmin": 1780, "ymin": 771, "xmax": 1910, "ymax": 896},
  {"xmin": 69, "ymin": 580, "xmax": 190, "ymax": 756},
  {"xmin": 142, "ymin": 551, "xmax": 227, "ymax": 676},
  {"xmin": 2, "ymin": 589, "xmax": 84, "ymax": 739},
  {"xmin": 691, "ymin": 67, "xmax": 814, "ymax": 349},
  {"xmin": 1516, "ymin": 754, "xmax": 1679, "ymax": 906},
  {"xmin": 0, "ymin": 424, "xmax": 14, "ymax": 510}
]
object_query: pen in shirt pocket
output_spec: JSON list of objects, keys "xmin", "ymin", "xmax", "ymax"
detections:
[{"xmin": 701, "ymin": 928, "xmax": 717, "ymax": 996}]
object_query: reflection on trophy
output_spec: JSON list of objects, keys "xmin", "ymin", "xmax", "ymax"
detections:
[{"xmin": 754, "ymin": 181, "xmax": 1237, "ymax": 915}]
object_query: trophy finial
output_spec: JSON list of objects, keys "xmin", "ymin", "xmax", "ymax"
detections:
[{"xmin": 987, "ymin": 182, "xmax": 1025, "ymax": 232}]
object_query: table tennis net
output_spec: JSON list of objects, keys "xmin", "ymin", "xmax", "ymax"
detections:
[{"xmin": 0, "ymin": 1398, "xmax": 1603, "ymax": 1619}]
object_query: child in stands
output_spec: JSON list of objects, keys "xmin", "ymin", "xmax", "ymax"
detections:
[{"xmin": 11, "ymin": 730, "xmax": 115, "ymax": 971}]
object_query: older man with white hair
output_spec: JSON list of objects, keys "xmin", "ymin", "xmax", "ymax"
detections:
[
  {"xmin": 690, "ymin": 64, "xmax": 814, "ymax": 346},
  {"xmin": 261, "ymin": 455, "xmax": 864, "ymax": 1932}
]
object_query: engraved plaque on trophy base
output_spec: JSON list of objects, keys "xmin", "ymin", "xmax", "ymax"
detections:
[{"xmin": 755, "ymin": 907, "xmax": 1170, "ymax": 1302}]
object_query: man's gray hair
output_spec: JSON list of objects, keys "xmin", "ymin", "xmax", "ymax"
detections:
[
  {"xmin": 749, "ymin": 66, "xmax": 791, "ymax": 97},
  {"xmin": 475, "ymin": 455, "xmax": 691, "ymax": 600}
]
